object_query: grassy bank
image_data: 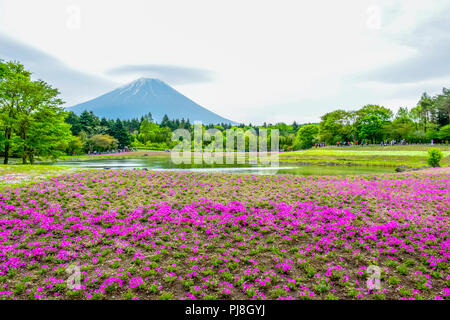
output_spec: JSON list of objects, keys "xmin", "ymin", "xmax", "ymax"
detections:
[
  {"xmin": 280, "ymin": 147, "xmax": 450, "ymax": 167},
  {"xmin": 0, "ymin": 164, "xmax": 89, "ymax": 189},
  {"xmin": 315, "ymin": 145, "xmax": 450, "ymax": 152},
  {"xmin": 60, "ymin": 150, "xmax": 168, "ymax": 161}
]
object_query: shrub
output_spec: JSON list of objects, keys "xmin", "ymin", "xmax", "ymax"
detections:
[
  {"xmin": 427, "ymin": 148, "xmax": 443, "ymax": 167},
  {"xmin": 387, "ymin": 276, "xmax": 401, "ymax": 285},
  {"xmin": 396, "ymin": 264, "xmax": 408, "ymax": 275},
  {"xmin": 326, "ymin": 293, "xmax": 339, "ymax": 300},
  {"xmin": 159, "ymin": 292, "xmax": 174, "ymax": 300}
]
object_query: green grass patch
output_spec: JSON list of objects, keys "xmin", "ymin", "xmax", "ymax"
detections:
[
  {"xmin": 280, "ymin": 146, "xmax": 450, "ymax": 167},
  {"xmin": 0, "ymin": 164, "xmax": 90, "ymax": 189}
]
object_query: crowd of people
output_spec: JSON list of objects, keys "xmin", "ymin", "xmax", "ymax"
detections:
[
  {"xmin": 379, "ymin": 139, "xmax": 407, "ymax": 146},
  {"xmin": 86, "ymin": 147, "xmax": 136, "ymax": 155},
  {"xmin": 313, "ymin": 138, "xmax": 437, "ymax": 148}
]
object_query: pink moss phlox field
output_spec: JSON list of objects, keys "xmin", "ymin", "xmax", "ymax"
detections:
[{"xmin": 0, "ymin": 168, "xmax": 448, "ymax": 300}]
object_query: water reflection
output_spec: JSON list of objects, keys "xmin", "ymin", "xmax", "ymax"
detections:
[{"xmin": 53, "ymin": 158, "xmax": 394, "ymax": 176}]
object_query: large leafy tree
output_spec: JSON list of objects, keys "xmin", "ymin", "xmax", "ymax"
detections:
[
  {"xmin": 357, "ymin": 114, "xmax": 386, "ymax": 144},
  {"xmin": 438, "ymin": 124, "xmax": 450, "ymax": 141},
  {"xmin": 294, "ymin": 124, "xmax": 319, "ymax": 149},
  {"xmin": 67, "ymin": 136, "xmax": 83, "ymax": 155},
  {"xmin": 90, "ymin": 134, "xmax": 118, "ymax": 151},
  {"xmin": 318, "ymin": 110, "xmax": 354, "ymax": 144},
  {"xmin": 16, "ymin": 80, "xmax": 67, "ymax": 163},
  {"xmin": 355, "ymin": 105, "xmax": 392, "ymax": 144},
  {"xmin": 0, "ymin": 60, "xmax": 71, "ymax": 163},
  {"xmin": 0, "ymin": 60, "xmax": 32, "ymax": 164},
  {"xmin": 25, "ymin": 105, "xmax": 72, "ymax": 163}
]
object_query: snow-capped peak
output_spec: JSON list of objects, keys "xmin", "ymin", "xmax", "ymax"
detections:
[{"xmin": 118, "ymin": 78, "xmax": 165, "ymax": 96}]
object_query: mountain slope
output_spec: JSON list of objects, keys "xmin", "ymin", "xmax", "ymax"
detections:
[{"xmin": 68, "ymin": 78, "xmax": 236, "ymax": 124}]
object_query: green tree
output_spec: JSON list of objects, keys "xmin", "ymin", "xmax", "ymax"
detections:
[
  {"xmin": 438, "ymin": 124, "xmax": 450, "ymax": 141},
  {"xmin": 294, "ymin": 124, "xmax": 319, "ymax": 149},
  {"xmin": 25, "ymin": 106, "xmax": 72, "ymax": 163},
  {"xmin": 385, "ymin": 107, "xmax": 414, "ymax": 141},
  {"xmin": 355, "ymin": 105, "xmax": 392, "ymax": 143},
  {"xmin": 90, "ymin": 134, "xmax": 118, "ymax": 151},
  {"xmin": 139, "ymin": 118, "xmax": 159, "ymax": 144},
  {"xmin": 66, "ymin": 111, "xmax": 82, "ymax": 135},
  {"xmin": 97, "ymin": 117, "xmax": 112, "ymax": 135},
  {"xmin": 0, "ymin": 60, "xmax": 70, "ymax": 164},
  {"xmin": 15, "ymin": 79, "xmax": 65, "ymax": 163},
  {"xmin": 67, "ymin": 136, "xmax": 83, "ymax": 155},
  {"xmin": 357, "ymin": 114, "xmax": 385, "ymax": 144},
  {"xmin": 0, "ymin": 60, "xmax": 32, "ymax": 164},
  {"xmin": 318, "ymin": 110, "xmax": 354, "ymax": 144},
  {"xmin": 413, "ymin": 93, "xmax": 434, "ymax": 132},
  {"xmin": 79, "ymin": 110, "xmax": 100, "ymax": 135},
  {"xmin": 434, "ymin": 87, "xmax": 450, "ymax": 127},
  {"xmin": 160, "ymin": 114, "xmax": 170, "ymax": 128},
  {"xmin": 110, "ymin": 119, "xmax": 131, "ymax": 148}
]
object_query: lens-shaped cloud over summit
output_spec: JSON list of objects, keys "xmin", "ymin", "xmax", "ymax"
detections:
[{"xmin": 107, "ymin": 64, "xmax": 214, "ymax": 85}]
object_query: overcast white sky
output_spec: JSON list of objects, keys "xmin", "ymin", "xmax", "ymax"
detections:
[{"xmin": 1, "ymin": 0, "xmax": 449, "ymax": 124}]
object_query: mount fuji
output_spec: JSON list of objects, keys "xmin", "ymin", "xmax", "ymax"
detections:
[{"xmin": 68, "ymin": 78, "xmax": 236, "ymax": 124}]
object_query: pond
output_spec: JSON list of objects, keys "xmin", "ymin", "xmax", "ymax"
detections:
[{"xmin": 53, "ymin": 158, "xmax": 395, "ymax": 176}]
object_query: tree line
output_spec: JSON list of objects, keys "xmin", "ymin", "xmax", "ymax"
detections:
[
  {"xmin": 65, "ymin": 110, "xmax": 295, "ymax": 153},
  {"xmin": 295, "ymin": 92, "xmax": 449, "ymax": 149}
]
